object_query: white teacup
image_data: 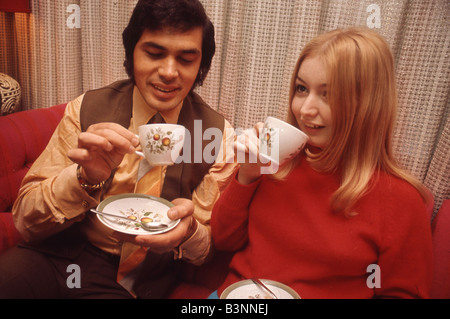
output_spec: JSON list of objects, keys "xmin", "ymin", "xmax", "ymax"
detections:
[
  {"xmin": 136, "ymin": 123, "xmax": 186, "ymax": 165},
  {"xmin": 259, "ymin": 116, "xmax": 308, "ymax": 166}
]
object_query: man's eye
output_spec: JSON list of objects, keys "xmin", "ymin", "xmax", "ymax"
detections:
[
  {"xmin": 178, "ymin": 57, "xmax": 194, "ymax": 64},
  {"xmin": 146, "ymin": 51, "xmax": 163, "ymax": 59}
]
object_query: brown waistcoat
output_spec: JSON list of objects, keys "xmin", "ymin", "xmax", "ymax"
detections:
[
  {"xmin": 80, "ymin": 79, "xmax": 225, "ymax": 201},
  {"xmin": 80, "ymin": 80, "xmax": 227, "ymax": 298}
]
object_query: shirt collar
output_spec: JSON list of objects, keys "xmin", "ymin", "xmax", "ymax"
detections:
[{"xmin": 132, "ymin": 86, "xmax": 182, "ymax": 132}]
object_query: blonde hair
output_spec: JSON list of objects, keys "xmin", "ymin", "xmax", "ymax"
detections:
[{"xmin": 278, "ymin": 27, "xmax": 428, "ymax": 215}]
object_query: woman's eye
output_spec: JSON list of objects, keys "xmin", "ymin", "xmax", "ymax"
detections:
[{"xmin": 295, "ymin": 84, "xmax": 307, "ymax": 94}]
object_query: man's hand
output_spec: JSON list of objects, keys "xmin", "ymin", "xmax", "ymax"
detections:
[
  {"xmin": 68, "ymin": 122, "xmax": 139, "ymax": 184},
  {"xmin": 115, "ymin": 198, "xmax": 196, "ymax": 254}
]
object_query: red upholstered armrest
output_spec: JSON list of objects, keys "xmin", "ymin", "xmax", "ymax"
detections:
[
  {"xmin": 431, "ymin": 200, "xmax": 450, "ymax": 299},
  {"xmin": 0, "ymin": 103, "xmax": 66, "ymax": 212},
  {"xmin": 0, "ymin": 103, "xmax": 66, "ymax": 254}
]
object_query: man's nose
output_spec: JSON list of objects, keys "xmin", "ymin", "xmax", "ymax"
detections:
[{"xmin": 159, "ymin": 58, "xmax": 178, "ymax": 81}]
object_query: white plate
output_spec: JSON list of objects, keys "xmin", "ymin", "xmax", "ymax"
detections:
[
  {"xmin": 96, "ymin": 193, "xmax": 179, "ymax": 235},
  {"xmin": 220, "ymin": 279, "xmax": 300, "ymax": 299}
]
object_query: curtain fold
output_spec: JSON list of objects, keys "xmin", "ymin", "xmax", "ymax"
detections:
[{"xmin": 0, "ymin": 0, "xmax": 448, "ymax": 216}]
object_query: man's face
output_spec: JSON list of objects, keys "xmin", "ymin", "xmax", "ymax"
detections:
[{"xmin": 133, "ymin": 27, "xmax": 203, "ymax": 112}]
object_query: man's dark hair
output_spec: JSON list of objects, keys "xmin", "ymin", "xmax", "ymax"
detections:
[{"xmin": 122, "ymin": 0, "xmax": 215, "ymax": 89}]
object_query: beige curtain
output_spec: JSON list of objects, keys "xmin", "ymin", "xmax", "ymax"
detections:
[{"xmin": 0, "ymin": 0, "xmax": 448, "ymax": 217}]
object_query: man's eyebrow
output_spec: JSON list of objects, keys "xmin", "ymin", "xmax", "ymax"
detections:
[
  {"xmin": 142, "ymin": 41, "xmax": 200, "ymax": 54},
  {"xmin": 181, "ymin": 48, "xmax": 201, "ymax": 55},
  {"xmin": 142, "ymin": 41, "xmax": 165, "ymax": 50}
]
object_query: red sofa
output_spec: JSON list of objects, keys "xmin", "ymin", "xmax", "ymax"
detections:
[
  {"xmin": 0, "ymin": 103, "xmax": 230, "ymax": 299},
  {"xmin": 430, "ymin": 199, "xmax": 450, "ymax": 299},
  {"xmin": 1, "ymin": 104, "xmax": 448, "ymax": 299},
  {"xmin": 0, "ymin": 104, "xmax": 66, "ymax": 253}
]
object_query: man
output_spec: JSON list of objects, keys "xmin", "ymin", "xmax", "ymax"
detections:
[{"xmin": 0, "ymin": 0, "xmax": 236, "ymax": 298}]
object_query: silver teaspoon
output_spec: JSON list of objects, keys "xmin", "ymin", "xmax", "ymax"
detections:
[
  {"xmin": 90, "ymin": 209, "xmax": 169, "ymax": 231},
  {"xmin": 251, "ymin": 278, "xmax": 278, "ymax": 299}
]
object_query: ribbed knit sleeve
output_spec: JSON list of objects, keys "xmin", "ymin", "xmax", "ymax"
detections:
[
  {"xmin": 374, "ymin": 178, "xmax": 433, "ymax": 298},
  {"xmin": 211, "ymin": 171, "xmax": 261, "ymax": 251}
]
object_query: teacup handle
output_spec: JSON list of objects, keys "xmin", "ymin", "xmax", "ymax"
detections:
[{"xmin": 134, "ymin": 134, "xmax": 144, "ymax": 157}]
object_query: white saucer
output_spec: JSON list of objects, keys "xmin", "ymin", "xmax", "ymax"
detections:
[{"xmin": 95, "ymin": 193, "xmax": 179, "ymax": 235}]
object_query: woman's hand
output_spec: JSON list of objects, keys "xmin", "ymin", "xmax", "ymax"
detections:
[{"xmin": 234, "ymin": 122, "xmax": 270, "ymax": 184}]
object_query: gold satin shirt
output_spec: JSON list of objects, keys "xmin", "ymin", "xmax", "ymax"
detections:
[{"xmin": 12, "ymin": 87, "xmax": 237, "ymax": 264}]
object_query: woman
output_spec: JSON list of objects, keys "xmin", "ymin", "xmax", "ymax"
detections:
[{"xmin": 211, "ymin": 28, "xmax": 433, "ymax": 299}]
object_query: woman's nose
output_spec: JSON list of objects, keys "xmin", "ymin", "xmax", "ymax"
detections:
[{"xmin": 300, "ymin": 94, "xmax": 319, "ymax": 117}]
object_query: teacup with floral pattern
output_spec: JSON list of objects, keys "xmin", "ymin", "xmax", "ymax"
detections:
[{"xmin": 136, "ymin": 124, "xmax": 186, "ymax": 165}]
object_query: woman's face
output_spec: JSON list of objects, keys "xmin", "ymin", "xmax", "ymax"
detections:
[{"xmin": 291, "ymin": 56, "xmax": 333, "ymax": 149}]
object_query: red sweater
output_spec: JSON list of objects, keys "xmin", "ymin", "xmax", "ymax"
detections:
[{"xmin": 211, "ymin": 157, "xmax": 433, "ymax": 298}]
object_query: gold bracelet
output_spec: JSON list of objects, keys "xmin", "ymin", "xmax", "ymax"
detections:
[{"xmin": 76, "ymin": 165, "xmax": 106, "ymax": 191}]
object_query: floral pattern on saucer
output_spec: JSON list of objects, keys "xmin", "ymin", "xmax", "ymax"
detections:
[
  {"xmin": 96, "ymin": 194, "xmax": 179, "ymax": 235},
  {"xmin": 112, "ymin": 207, "xmax": 165, "ymax": 231}
]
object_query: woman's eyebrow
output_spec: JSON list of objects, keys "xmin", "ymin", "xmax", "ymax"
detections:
[{"xmin": 297, "ymin": 76, "xmax": 327, "ymax": 88}]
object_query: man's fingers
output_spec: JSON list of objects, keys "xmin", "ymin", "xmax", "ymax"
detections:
[
  {"xmin": 168, "ymin": 198, "xmax": 194, "ymax": 220},
  {"xmin": 67, "ymin": 148, "xmax": 92, "ymax": 163},
  {"xmin": 77, "ymin": 132, "xmax": 113, "ymax": 152},
  {"xmin": 88, "ymin": 123, "xmax": 139, "ymax": 147},
  {"xmin": 80, "ymin": 130, "xmax": 136, "ymax": 155},
  {"xmin": 133, "ymin": 216, "xmax": 191, "ymax": 251}
]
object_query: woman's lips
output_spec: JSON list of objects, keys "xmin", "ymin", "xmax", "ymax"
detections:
[{"xmin": 303, "ymin": 122, "xmax": 324, "ymax": 129}]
